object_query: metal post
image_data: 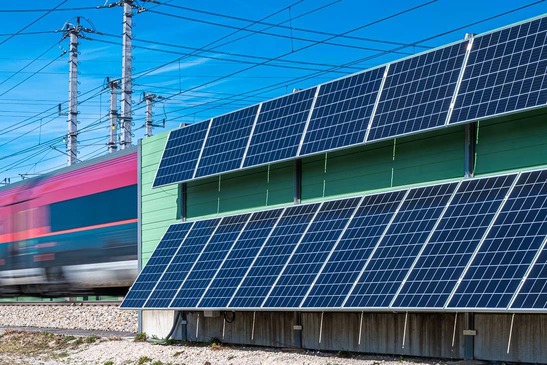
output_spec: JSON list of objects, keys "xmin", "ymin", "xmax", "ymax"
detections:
[
  {"xmin": 251, "ymin": 311, "xmax": 256, "ymax": 341},
  {"xmin": 108, "ymin": 79, "xmax": 119, "ymax": 153},
  {"xmin": 463, "ymin": 312, "xmax": 475, "ymax": 360},
  {"xmin": 179, "ymin": 183, "xmax": 187, "ymax": 221},
  {"xmin": 507, "ymin": 313, "xmax": 515, "ymax": 354},
  {"xmin": 464, "ymin": 122, "xmax": 477, "ymax": 178},
  {"xmin": 402, "ymin": 312, "xmax": 408, "ymax": 349},
  {"xmin": 294, "ymin": 159, "xmax": 302, "ymax": 204},
  {"xmin": 145, "ymin": 95, "xmax": 153, "ymax": 137},
  {"xmin": 293, "ymin": 312, "xmax": 303, "ymax": 348},
  {"xmin": 318, "ymin": 311, "xmax": 324, "ymax": 344},
  {"xmin": 66, "ymin": 20, "xmax": 80, "ymax": 166},
  {"xmin": 120, "ymin": 0, "xmax": 133, "ymax": 149}
]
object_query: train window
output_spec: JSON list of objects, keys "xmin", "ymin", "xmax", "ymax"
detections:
[{"xmin": 50, "ymin": 185, "xmax": 137, "ymax": 232}]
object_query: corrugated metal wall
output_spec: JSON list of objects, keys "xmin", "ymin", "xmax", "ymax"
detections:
[
  {"xmin": 140, "ymin": 132, "xmax": 181, "ymax": 265},
  {"xmin": 475, "ymin": 109, "xmax": 547, "ymax": 175}
]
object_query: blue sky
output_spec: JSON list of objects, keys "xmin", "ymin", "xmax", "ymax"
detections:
[{"xmin": 0, "ymin": 0, "xmax": 545, "ymax": 183}]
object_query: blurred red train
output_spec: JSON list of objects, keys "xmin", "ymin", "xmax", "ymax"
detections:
[{"xmin": 0, "ymin": 148, "xmax": 138, "ymax": 297}]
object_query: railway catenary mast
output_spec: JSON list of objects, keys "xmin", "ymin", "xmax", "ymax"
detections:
[
  {"xmin": 63, "ymin": 17, "xmax": 94, "ymax": 165},
  {"xmin": 120, "ymin": 0, "xmax": 134, "ymax": 149},
  {"xmin": 64, "ymin": 19, "xmax": 80, "ymax": 166}
]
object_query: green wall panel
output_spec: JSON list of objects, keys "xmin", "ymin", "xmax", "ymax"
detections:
[
  {"xmin": 392, "ymin": 127, "xmax": 464, "ymax": 186},
  {"xmin": 301, "ymin": 142, "xmax": 393, "ymax": 201},
  {"xmin": 475, "ymin": 110, "xmax": 547, "ymax": 175},
  {"xmin": 302, "ymin": 127, "xmax": 464, "ymax": 201},
  {"xmin": 187, "ymin": 177, "xmax": 220, "ymax": 218},
  {"xmin": 186, "ymin": 162, "xmax": 293, "ymax": 218},
  {"xmin": 140, "ymin": 132, "xmax": 180, "ymax": 267}
]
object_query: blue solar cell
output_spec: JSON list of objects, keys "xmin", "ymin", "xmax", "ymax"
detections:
[
  {"xmin": 448, "ymin": 170, "xmax": 547, "ymax": 309},
  {"xmin": 194, "ymin": 106, "xmax": 258, "ymax": 178},
  {"xmin": 121, "ymin": 223, "xmax": 193, "ymax": 308},
  {"xmin": 302, "ymin": 191, "xmax": 406, "ymax": 308},
  {"xmin": 144, "ymin": 219, "xmax": 221, "ymax": 308},
  {"xmin": 367, "ymin": 42, "xmax": 467, "ymax": 142},
  {"xmin": 392, "ymin": 175, "xmax": 516, "ymax": 309},
  {"xmin": 344, "ymin": 182, "xmax": 458, "ymax": 308},
  {"xmin": 170, "ymin": 214, "xmax": 251, "ymax": 309},
  {"xmin": 299, "ymin": 68, "xmax": 385, "ymax": 156},
  {"xmin": 153, "ymin": 121, "xmax": 210, "ymax": 187},
  {"xmin": 228, "ymin": 203, "xmax": 320, "ymax": 308},
  {"xmin": 198, "ymin": 209, "xmax": 283, "ymax": 308},
  {"xmin": 243, "ymin": 88, "xmax": 316, "ymax": 167},
  {"xmin": 511, "ymin": 241, "xmax": 547, "ymax": 309},
  {"xmin": 263, "ymin": 198, "xmax": 361, "ymax": 308},
  {"xmin": 450, "ymin": 17, "xmax": 547, "ymax": 124}
]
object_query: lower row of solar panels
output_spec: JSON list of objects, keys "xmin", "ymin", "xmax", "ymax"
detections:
[{"xmin": 122, "ymin": 168, "xmax": 547, "ymax": 311}]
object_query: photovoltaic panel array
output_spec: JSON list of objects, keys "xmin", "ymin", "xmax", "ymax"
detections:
[
  {"xmin": 242, "ymin": 88, "xmax": 316, "ymax": 168},
  {"xmin": 344, "ymin": 183, "xmax": 458, "ymax": 308},
  {"xmin": 228, "ymin": 203, "xmax": 319, "ymax": 308},
  {"xmin": 302, "ymin": 190, "xmax": 407, "ymax": 308},
  {"xmin": 391, "ymin": 174, "xmax": 517, "ymax": 309},
  {"xmin": 123, "ymin": 167, "xmax": 547, "ymax": 312},
  {"xmin": 144, "ymin": 219, "xmax": 221, "ymax": 308},
  {"xmin": 170, "ymin": 214, "xmax": 251, "ymax": 308},
  {"xmin": 299, "ymin": 67, "xmax": 385, "ymax": 156},
  {"xmin": 195, "ymin": 106, "xmax": 258, "ymax": 178},
  {"xmin": 448, "ymin": 170, "xmax": 547, "ymax": 310},
  {"xmin": 367, "ymin": 43, "xmax": 467, "ymax": 141},
  {"xmin": 153, "ymin": 120, "xmax": 210, "ymax": 187},
  {"xmin": 198, "ymin": 209, "xmax": 283, "ymax": 308},
  {"xmin": 262, "ymin": 197, "xmax": 362, "ymax": 308},
  {"xmin": 450, "ymin": 17, "xmax": 547, "ymax": 124},
  {"xmin": 512, "ymin": 242, "xmax": 547, "ymax": 309},
  {"xmin": 153, "ymin": 16, "xmax": 546, "ymax": 188},
  {"xmin": 120, "ymin": 223, "xmax": 194, "ymax": 308}
]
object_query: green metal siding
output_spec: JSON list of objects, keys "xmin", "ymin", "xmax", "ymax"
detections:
[
  {"xmin": 392, "ymin": 126, "xmax": 464, "ymax": 186},
  {"xmin": 475, "ymin": 110, "xmax": 547, "ymax": 175},
  {"xmin": 186, "ymin": 162, "xmax": 293, "ymax": 219},
  {"xmin": 140, "ymin": 132, "xmax": 180, "ymax": 266},
  {"xmin": 302, "ymin": 126, "xmax": 465, "ymax": 201}
]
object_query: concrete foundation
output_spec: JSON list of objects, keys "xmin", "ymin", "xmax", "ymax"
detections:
[{"xmin": 140, "ymin": 310, "xmax": 547, "ymax": 363}]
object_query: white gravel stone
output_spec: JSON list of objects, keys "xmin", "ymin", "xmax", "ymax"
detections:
[{"xmin": 0, "ymin": 305, "xmax": 138, "ymax": 333}]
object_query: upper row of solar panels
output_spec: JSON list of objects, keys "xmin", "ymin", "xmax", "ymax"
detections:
[
  {"xmin": 124, "ymin": 168, "xmax": 547, "ymax": 311},
  {"xmin": 154, "ymin": 16, "xmax": 547, "ymax": 188}
]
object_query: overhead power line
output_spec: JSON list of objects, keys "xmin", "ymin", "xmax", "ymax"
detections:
[
  {"xmin": 132, "ymin": 0, "xmax": 438, "ymax": 115},
  {"xmin": 0, "ymin": 0, "xmax": 68, "ymax": 47},
  {"xmin": 158, "ymin": 1, "xmax": 433, "ymax": 50}
]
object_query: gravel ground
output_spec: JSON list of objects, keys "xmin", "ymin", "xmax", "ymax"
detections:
[
  {"xmin": 0, "ymin": 305, "xmax": 138, "ymax": 333},
  {"xmin": 0, "ymin": 305, "xmax": 447, "ymax": 365}
]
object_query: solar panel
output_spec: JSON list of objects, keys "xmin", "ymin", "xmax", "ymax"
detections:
[
  {"xmin": 228, "ymin": 203, "xmax": 320, "ymax": 308},
  {"xmin": 242, "ymin": 88, "xmax": 316, "ymax": 168},
  {"xmin": 450, "ymin": 17, "xmax": 547, "ymax": 124},
  {"xmin": 153, "ymin": 121, "xmax": 210, "ymax": 187},
  {"xmin": 194, "ymin": 106, "xmax": 258, "ymax": 178},
  {"xmin": 144, "ymin": 219, "xmax": 221, "ymax": 308},
  {"xmin": 391, "ymin": 174, "xmax": 517, "ymax": 309},
  {"xmin": 511, "ymin": 238, "xmax": 547, "ymax": 309},
  {"xmin": 262, "ymin": 197, "xmax": 362, "ymax": 308},
  {"xmin": 344, "ymin": 182, "xmax": 458, "ymax": 308},
  {"xmin": 302, "ymin": 190, "xmax": 406, "ymax": 308},
  {"xmin": 169, "ymin": 214, "xmax": 251, "ymax": 308},
  {"xmin": 448, "ymin": 170, "xmax": 547, "ymax": 309},
  {"xmin": 299, "ymin": 67, "xmax": 385, "ymax": 156},
  {"xmin": 198, "ymin": 209, "xmax": 283, "ymax": 308},
  {"xmin": 120, "ymin": 223, "xmax": 194, "ymax": 308},
  {"xmin": 367, "ymin": 42, "xmax": 467, "ymax": 142}
]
